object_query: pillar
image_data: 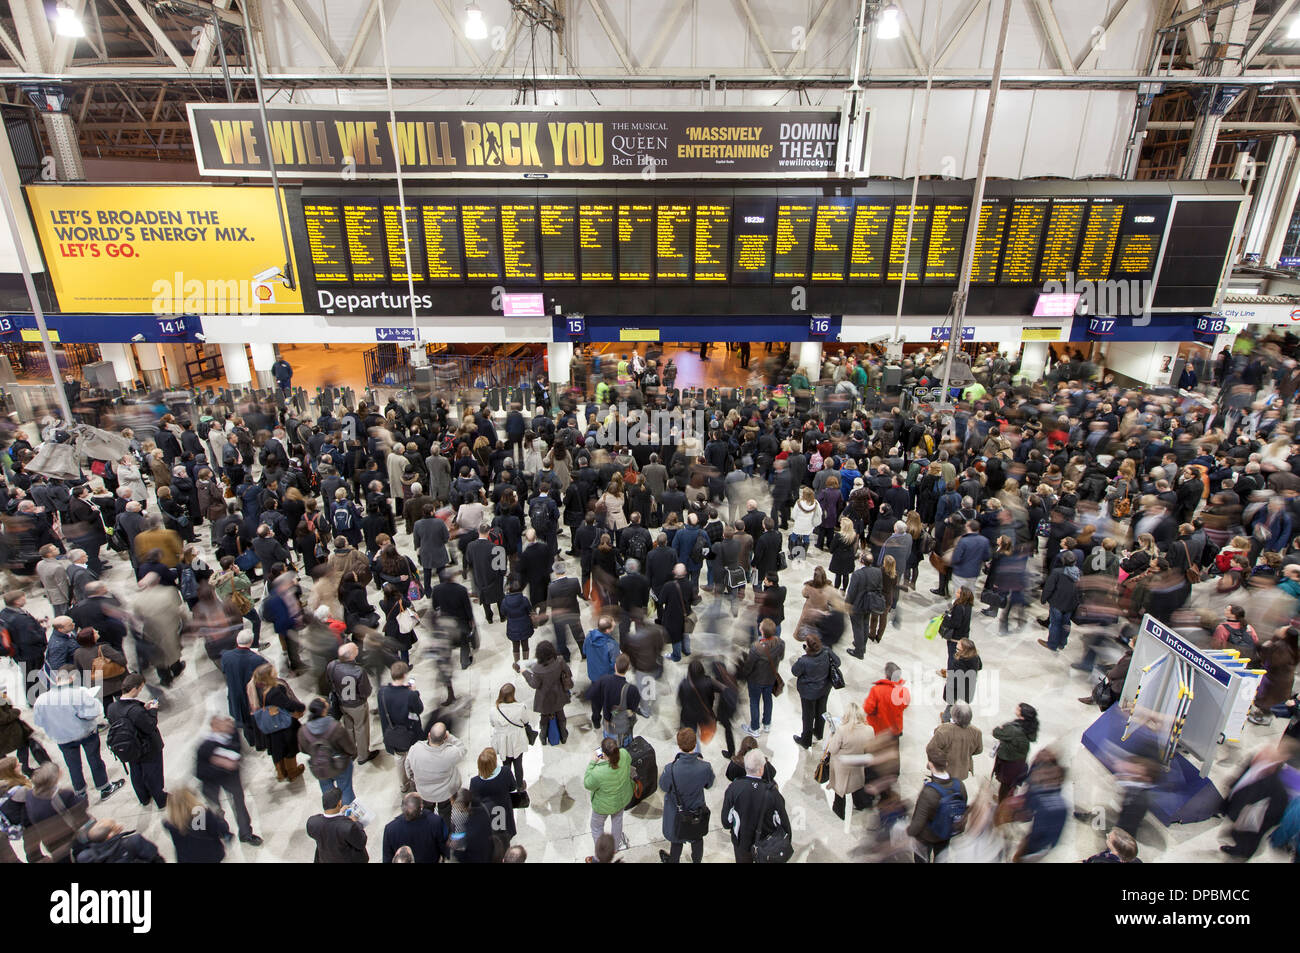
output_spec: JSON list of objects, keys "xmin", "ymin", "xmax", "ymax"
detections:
[
  {"xmin": 249, "ymin": 342, "xmax": 276, "ymax": 389},
  {"xmin": 160, "ymin": 344, "xmax": 187, "ymax": 388},
  {"xmin": 798, "ymin": 341, "xmax": 823, "ymax": 379},
  {"xmin": 1102, "ymin": 342, "xmax": 1180, "ymax": 387},
  {"xmin": 220, "ymin": 342, "xmax": 252, "ymax": 389},
  {"xmin": 99, "ymin": 343, "xmax": 138, "ymax": 386},
  {"xmin": 547, "ymin": 342, "xmax": 572, "ymax": 386},
  {"xmin": 1017, "ymin": 341, "xmax": 1049, "ymax": 383},
  {"xmin": 133, "ymin": 343, "xmax": 165, "ymax": 390}
]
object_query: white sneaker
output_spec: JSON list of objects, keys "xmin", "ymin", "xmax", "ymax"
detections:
[
  {"xmin": 760, "ymin": 724, "xmax": 771, "ymax": 734},
  {"xmin": 743, "ymin": 724, "xmax": 760, "ymax": 738}
]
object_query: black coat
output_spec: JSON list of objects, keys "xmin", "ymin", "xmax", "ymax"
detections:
[
  {"xmin": 306, "ymin": 812, "xmax": 368, "ymax": 863},
  {"xmin": 1, "ymin": 607, "xmax": 46, "ymax": 670},
  {"xmin": 166, "ymin": 808, "xmax": 230, "ymax": 863}
]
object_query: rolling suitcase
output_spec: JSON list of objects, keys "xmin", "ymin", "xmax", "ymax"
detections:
[{"xmin": 625, "ymin": 736, "xmax": 657, "ymax": 810}]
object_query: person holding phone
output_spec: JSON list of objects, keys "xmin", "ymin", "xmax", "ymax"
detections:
[{"xmin": 583, "ymin": 736, "xmax": 632, "ymax": 857}]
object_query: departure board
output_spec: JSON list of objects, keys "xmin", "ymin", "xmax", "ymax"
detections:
[
  {"xmin": 539, "ymin": 203, "xmax": 577, "ymax": 281},
  {"xmin": 811, "ymin": 199, "xmax": 852, "ymax": 281},
  {"xmin": 1039, "ymin": 200, "xmax": 1087, "ymax": 282},
  {"xmin": 887, "ymin": 204, "xmax": 929, "ymax": 282},
  {"xmin": 924, "ymin": 204, "xmax": 967, "ymax": 281},
  {"xmin": 343, "ymin": 203, "xmax": 385, "ymax": 282},
  {"xmin": 694, "ymin": 202, "xmax": 731, "ymax": 281},
  {"xmin": 617, "ymin": 203, "xmax": 654, "ymax": 281},
  {"xmin": 1076, "ymin": 201, "xmax": 1124, "ymax": 281},
  {"xmin": 730, "ymin": 198, "xmax": 775, "ymax": 283},
  {"xmin": 460, "ymin": 203, "xmax": 503, "ymax": 281},
  {"xmin": 969, "ymin": 202, "xmax": 1007, "ymax": 284},
  {"xmin": 383, "ymin": 204, "xmax": 425, "ymax": 282},
  {"xmin": 848, "ymin": 203, "xmax": 890, "ymax": 281},
  {"xmin": 1000, "ymin": 200, "xmax": 1048, "ymax": 283},
  {"xmin": 578, "ymin": 204, "xmax": 615, "ymax": 281},
  {"xmin": 302, "ymin": 203, "xmax": 348, "ymax": 282},
  {"xmin": 421, "ymin": 204, "xmax": 463, "ymax": 282},
  {"xmin": 656, "ymin": 202, "xmax": 693, "ymax": 280},
  {"xmin": 773, "ymin": 202, "xmax": 814, "ymax": 281},
  {"xmin": 1114, "ymin": 233, "xmax": 1160, "ymax": 276},
  {"xmin": 500, "ymin": 204, "xmax": 541, "ymax": 281}
]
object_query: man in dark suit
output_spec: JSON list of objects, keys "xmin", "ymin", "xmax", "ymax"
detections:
[
  {"xmin": 114, "ymin": 501, "xmax": 147, "ymax": 570},
  {"xmin": 546, "ymin": 562, "xmax": 584, "ymax": 662},
  {"xmin": 883, "ymin": 476, "xmax": 911, "ymax": 519},
  {"xmin": 752, "ymin": 518, "xmax": 783, "ymax": 591},
  {"xmin": 770, "ymin": 460, "xmax": 794, "ymax": 529},
  {"xmin": 615, "ymin": 559, "xmax": 651, "ymax": 638},
  {"xmin": 1, "ymin": 590, "xmax": 48, "ymax": 694},
  {"xmin": 429, "ymin": 567, "xmax": 476, "ymax": 669},
  {"xmin": 220, "ymin": 632, "xmax": 270, "ymax": 747},
  {"xmin": 69, "ymin": 581, "xmax": 128, "ymax": 653},
  {"xmin": 740, "ymin": 500, "xmax": 766, "ymax": 544},
  {"xmin": 646, "ymin": 534, "xmax": 677, "ymax": 602},
  {"xmin": 306, "ymin": 787, "xmax": 368, "ymax": 862},
  {"xmin": 659, "ymin": 564, "xmax": 698, "ymax": 662},
  {"xmin": 518, "ymin": 530, "xmax": 552, "ymax": 607}
]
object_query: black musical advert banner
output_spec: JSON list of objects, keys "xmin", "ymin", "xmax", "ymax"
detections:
[{"xmin": 187, "ymin": 105, "xmax": 845, "ymax": 179}]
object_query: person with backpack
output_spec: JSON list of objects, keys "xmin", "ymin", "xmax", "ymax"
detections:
[
  {"xmin": 330, "ymin": 488, "xmax": 363, "ymax": 548},
  {"xmin": 106, "ymin": 673, "xmax": 167, "ymax": 809},
  {"xmin": 299, "ymin": 696, "xmax": 358, "ymax": 806},
  {"xmin": 1212, "ymin": 603, "xmax": 1260, "ymax": 664},
  {"xmin": 589, "ymin": 654, "xmax": 641, "ymax": 747},
  {"xmin": 71, "ymin": 818, "xmax": 163, "ymax": 863},
  {"xmin": 722, "ymin": 747, "xmax": 792, "ymax": 863},
  {"xmin": 906, "ymin": 752, "xmax": 966, "ymax": 863},
  {"xmin": 658, "ymin": 726, "xmax": 715, "ymax": 864}
]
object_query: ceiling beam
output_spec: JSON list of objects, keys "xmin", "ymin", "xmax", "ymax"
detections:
[
  {"xmin": 431, "ymin": 0, "xmax": 485, "ymax": 68},
  {"xmin": 51, "ymin": 0, "xmax": 88, "ymax": 72},
  {"xmin": 734, "ymin": 0, "xmax": 782, "ymax": 75},
  {"xmin": 1075, "ymin": 0, "xmax": 1136, "ymax": 72},
  {"xmin": 1030, "ymin": 0, "xmax": 1073, "ymax": 74},
  {"xmin": 123, "ymin": 0, "xmax": 190, "ymax": 69},
  {"xmin": 935, "ymin": 0, "xmax": 991, "ymax": 69},
  {"xmin": 642, "ymin": 0, "xmax": 690, "ymax": 68},
  {"xmin": 586, "ymin": 0, "xmax": 636, "ymax": 73},
  {"xmin": 783, "ymin": 0, "xmax": 834, "ymax": 72},
  {"xmin": 1244, "ymin": 0, "xmax": 1300, "ymax": 66},
  {"xmin": 896, "ymin": 3, "xmax": 929, "ymax": 72},
  {"xmin": 281, "ymin": 0, "xmax": 341, "ymax": 71},
  {"xmin": 343, "ymin": 0, "xmax": 381, "ymax": 73},
  {"xmin": 1177, "ymin": 0, "xmax": 1211, "ymax": 65},
  {"xmin": 190, "ymin": 0, "xmax": 233, "ymax": 71},
  {"xmin": 0, "ymin": 23, "xmax": 29, "ymax": 72}
]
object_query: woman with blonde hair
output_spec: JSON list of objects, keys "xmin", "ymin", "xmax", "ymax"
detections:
[
  {"xmin": 163, "ymin": 785, "xmax": 231, "ymax": 863},
  {"xmin": 823, "ymin": 701, "xmax": 874, "ymax": 819},
  {"xmin": 904, "ymin": 511, "xmax": 926, "ymax": 590},
  {"xmin": 0, "ymin": 756, "xmax": 31, "ymax": 863},
  {"xmin": 1120, "ymin": 532, "xmax": 1158, "ymax": 580},
  {"xmin": 877, "ymin": 553, "xmax": 899, "ymax": 638},
  {"xmin": 249, "ymin": 662, "xmax": 306, "ymax": 781},
  {"xmin": 600, "ymin": 472, "xmax": 628, "ymax": 531},
  {"xmin": 829, "ymin": 516, "xmax": 859, "ymax": 591},
  {"xmin": 790, "ymin": 486, "xmax": 822, "ymax": 559}
]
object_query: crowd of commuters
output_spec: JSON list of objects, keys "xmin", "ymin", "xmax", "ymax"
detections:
[{"xmin": 0, "ymin": 333, "xmax": 1297, "ymax": 864}]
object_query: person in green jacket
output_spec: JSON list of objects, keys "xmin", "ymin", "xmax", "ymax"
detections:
[
  {"xmin": 789, "ymin": 369, "xmax": 812, "ymax": 393},
  {"xmin": 584, "ymin": 736, "xmax": 633, "ymax": 856}
]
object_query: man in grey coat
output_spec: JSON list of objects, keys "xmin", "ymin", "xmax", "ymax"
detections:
[
  {"xmin": 425, "ymin": 448, "xmax": 452, "ymax": 505},
  {"xmin": 413, "ymin": 505, "xmax": 451, "ymax": 593}
]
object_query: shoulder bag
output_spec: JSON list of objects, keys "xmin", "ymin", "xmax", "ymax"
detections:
[
  {"xmin": 827, "ymin": 652, "xmax": 845, "ymax": 691},
  {"xmin": 752, "ymin": 783, "xmax": 793, "ymax": 864},
  {"xmin": 1181, "ymin": 541, "xmax": 1202, "ymax": 585},
  {"xmin": 667, "ymin": 762, "xmax": 711, "ymax": 842},
  {"xmin": 813, "ymin": 747, "xmax": 832, "ymax": 785},
  {"xmin": 674, "ymin": 582, "xmax": 696, "ymax": 635},
  {"xmin": 497, "ymin": 702, "xmax": 538, "ymax": 746},
  {"xmin": 252, "ymin": 681, "xmax": 293, "ymax": 734}
]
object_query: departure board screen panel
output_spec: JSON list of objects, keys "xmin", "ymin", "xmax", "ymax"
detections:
[
  {"xmin": 302, "ymin": 203, "xmax": 348, "ymax": 282},
  {"xmin": 1076, "ymin": 200, "xmax": 1124, "ymax": 281},
  {"xmin": 848, "ymin": 202, "xmax": 890, "ymax": 281},
  {"xmin": 539, "ymin": 202, "xmax": 577, "ymax": 281},
  {"xmin": 656, "ymin": 202, "xmax": 693, "ymax": 281},
  {"xmin": 969, "ymin": 202, "xmax": 1007, "ymax": 284},
  {"xmin": 578, "ymin": 203, "xmax": 615, "ymax": 281},
  {"xmin": 383, "ymin": 205, "xmax": 424, "ymax": 282},
  {"xmin": 617, "ymin": 203, "xmax": 654, "ymax": 281},
  {"xmin": 460, "ymin": 203, "xmax": 502, "ymax": 281},
  {"xmin": 1039, "ymin": 199, "xmax": 1088, "ymax": 282},
  {"xmin": 773, "ymin": 202, "xmax": 814, "ymax": 281},
  {"xmin": 887, "ymin": 204, "xmax": 929, "ymax": 282},
  {"xmin": 421, "ymin": 204, "xmax": 463, "ymax": 282},
  {"xmin": 1110, "ymin": 201, "xmax": 1170, "ymax": 280},
  {"xmin": 924, "ymin": 204, "xmax": 967, "ymax": 282},
  {"xmin": 694, "ymin": 202, "xmax": 731, "ymax": 282},
  {"xmin": 500, "ymin": 203, "xmax": 541, "ymax": 281},
  {"xmin": 730, "ymin": 198, "xmax": 775, "ymax": 283},
  {"xmin": 811, "ymin": 198, "xmax": 853, "ymax": 282},
  {"xmin": 999, "ymin": 199, "xmax": 1048, "ymax": 283},
  {"xmin": 343, "ymin": 203, "xmax": 385, "ymax": 282},
  {"xmin": 1115, "ymin": 233, "xmax": 1160, "ymax": 277}
]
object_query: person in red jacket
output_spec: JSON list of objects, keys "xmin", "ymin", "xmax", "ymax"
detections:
[{"xmin": 863, "ymin": 662, "xmax": 911, "ymax": 737}]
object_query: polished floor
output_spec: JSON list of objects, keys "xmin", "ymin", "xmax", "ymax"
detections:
[{"xmin": 10, "ymin": 466, "xmax": 1291, "ymax": 864}]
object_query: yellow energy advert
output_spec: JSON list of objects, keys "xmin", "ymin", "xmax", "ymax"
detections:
[{"xmin": 25, "ymin": 185, "xmax": 303, "ymax": 314}]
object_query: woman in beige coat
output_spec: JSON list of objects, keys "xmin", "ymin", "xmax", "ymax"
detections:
[{"xmin": 824, "ymin": 702, "xmax": 875, "ymax": 819}]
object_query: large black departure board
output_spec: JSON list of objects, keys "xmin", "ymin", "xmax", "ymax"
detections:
[
  {"xmin": 302, "ymin": 203, "xmax": 348, "ymax": 282},
  {"xmin": 539, "ymin": 203, "xmax": 577, "ymax": 281},
  {"xmin": 811, "ymin": 199, "xmax": 852, "ymax": 281},
  {"xmin": 618, "ymin": 203, "xmax": 654, "ymax": 281},
  {"xmin": 422, "ymin": 204, "xmax": 463, "ymax": 281},
  {"xmin": 731, "ymin": 198, "xmax": 775, "ymax": 283},
  {"xmin": 773, "ymin": 202, "xmax": 814, "ymax": 281},
  {"xmin": 578, "ymin": 203, "xmax": 615, "ymax": 281},
  {"xmin": 694, "ymin": 202, "xmax": 731, "ymax": 282},
  {"xmin": 289, "ymin": 182, "xmax": 1241, "ymax": 314},
  {"xmin": 500, "ymin": 204, "xmax": 540, "ymax": 281},
  {"xmin": 460, "ymin": 203, "xmax": 502, "ymax": 281},
  {"xmin": 343, "ymin": 203, "xmax": 385, "ymax": 282},
  {"xmin": 656, "ymin": 202, "xmax": 692, "ymax": 281},
  {"xmin": 383, "ymin": 204, "xmax": 425, "ymax": 281}
]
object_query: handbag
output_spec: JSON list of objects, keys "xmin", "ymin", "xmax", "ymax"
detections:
[
  {"xmin": 828, "ymin": 655, "xmax": 845, "ymax": 691},
  {"xmin": 725, "ymin": 565, "xmax": 747, "ymax": 590},
  {"xmin": 1181, "ymin": 542, "xmax": 1202, "ymax": 584},
  {"xmin": 407, "ymin": 579, "xmax": 423, "ymax": 602},
  {"xmin": 752, "ymin": 785, "xmax": 792, "ymax": 863},
  {"xmin": 230, "ymin": 588, "xmax": 253, "ymax": 616},
  {"xmin": 396, "ymin": 605, "xmax": 420, "ymax": 634},
  {"xmin": 666, "ymin": 764, "xmax": 711, "ymax": 841},
  {"xmin": 674, "ymin": 582, "xmax": 696, "ymax": 635},
  {"xmin": 813, "ymin": 749, "xmax": 832, "ymax": 785},
  {"xmin": 497, "ymin": 703, "xmax": 538, "ymax": 746},
  {"xmin": 91, "ymin": 646, "xmax": 126, "ymax": 682},
  {"xmin": 235, "ymin": 549, "xmax": 258, "ymax": 572},
  {"xmin": 252, "ymin": 684, "xmax": 293, "ymax": 734}
]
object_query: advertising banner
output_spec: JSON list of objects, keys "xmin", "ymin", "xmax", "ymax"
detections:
[
  {"xmin": 187, "ymin": 104, "xmax": 845, "ymax": 179},
  {"xmin": 25, "ymin": 184, "xmax": 303, "ymax": 314}
]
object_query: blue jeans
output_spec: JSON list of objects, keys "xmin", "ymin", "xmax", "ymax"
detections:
[
  {"xmin": 58, "ymin": 733, "xmax": 109, "ymax": 794},
  {"xmin": 668, "ymin": 633, "xmax": 692, "ymax": 661},
  {"xmin": 319, "ymin": 761, "xmax": 356, "ymax": 805},
  {"xmin": 789, "ymin": 533, "xmax": 810, "ymax": 557},
  {"xmin": 1047, "ymin": 607, "xmax": 1071, "ymax": 650},
  {"xmin": 749, "ymin": 685, "xmax": 773, "ymax": 729}
]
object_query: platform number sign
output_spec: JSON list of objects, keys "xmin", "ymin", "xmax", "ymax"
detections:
[
  {"xmin": 156, "ymin": 316, "xmax": 188, "ymax": 337},
  {"xmin": 566, "ymin": 316, "xmax": 586, "ymax": 337},
  {"xmin": 1195, "ymin": 316, "xmax": 1228, "ymax": 335},
  {"xmin": 809, "ymin": 316, "xmax": 830, "ymax": 336}
]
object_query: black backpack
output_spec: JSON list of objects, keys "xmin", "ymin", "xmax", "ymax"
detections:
[
  {"xmin": 106, "ymin": 712, "xmax": 145, "ymax": 763},
  {"xmin": 626, "ymin": 531, "xmax": 648, "ymax": 562},
  {"xmin": 689, "ymin": 530, "xmax": 707, "ymax": 565},
  {"xmin": 530, "ymin": 499, "xmax": 554, "ymax": 535}
]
